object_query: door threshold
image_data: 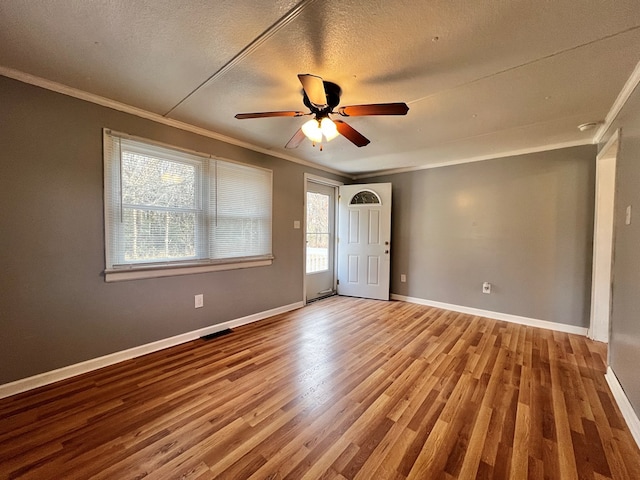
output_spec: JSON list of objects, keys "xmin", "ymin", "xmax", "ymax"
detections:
[{"xmin": 306, "ymin": 293, "xmax": 337, "ymax": 304}]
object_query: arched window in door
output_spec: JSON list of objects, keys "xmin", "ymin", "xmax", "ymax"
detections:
[{"xmin": 350, "ymin": 190, "xmax": 381, "ymax": 205}]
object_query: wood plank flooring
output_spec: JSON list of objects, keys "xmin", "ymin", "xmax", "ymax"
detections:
[{"xmin": 1, "ymin": 296, "xmax": 639, "ymax": 479}]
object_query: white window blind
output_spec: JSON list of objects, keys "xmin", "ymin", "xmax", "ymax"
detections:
[{"xmin": 104, "ymin": 130, "xmax": 272, "ymax": 280}]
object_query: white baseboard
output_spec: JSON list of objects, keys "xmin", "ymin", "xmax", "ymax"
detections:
[
  {"xmin": 605, "ymin": 367, "xmax": 640, "ymax": 449},
  {"xmin": 391, "ymin": 294, "xmax": 588, "ymax": 336},
  {"xmin": 0, "ymin": 301, "xmax": 304, "ymax": 400}
]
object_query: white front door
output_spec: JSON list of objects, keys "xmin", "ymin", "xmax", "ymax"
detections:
[{"xmin": 337, "ymin": 183, "xmax": 391, "ymax": 300}]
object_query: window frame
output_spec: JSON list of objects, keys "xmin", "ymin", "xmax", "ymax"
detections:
[
  {"xmin": 103, "ymin": 129, "xmax": 273, "ymax": 282},
  {"xmin": 305, "ymin": 190, "xmax": 332, "ymax": 274}
]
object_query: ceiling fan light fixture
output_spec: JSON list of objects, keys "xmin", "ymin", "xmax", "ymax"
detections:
[
  {"xmin": 301, "ymin": 118, "xmax": 323, "ymax": 143},
  {"xmin": 320, "ymin": 117, "xmax": 339, "ymax": 141},
  {"xmin": 302, "ymin": 117, "xmax": 340, "ymax": 144}
]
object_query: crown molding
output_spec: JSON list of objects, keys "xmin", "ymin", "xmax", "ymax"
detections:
[
  {"xmin": 0, "ymin": 66, "xmax": 347, "ymax": 178},
  {"xmin": 353, "ymin": 139, "xmax": 591, "ymax": 179},
  {"xmin": 7, "ymin": 60, "xmax": 636, "ymax": 181},
  {"xmin": 593, "ymin": 59, "xmax": 640, "ymax": 144}
]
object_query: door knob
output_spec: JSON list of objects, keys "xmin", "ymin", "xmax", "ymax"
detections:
[{"xmin": 384, "ymin": 250, "xmax": 389, "ymax": 254}]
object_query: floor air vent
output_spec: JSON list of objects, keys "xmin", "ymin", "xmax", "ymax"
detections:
[{"xmin": 201, "ymin": 329, "xmax": 233, "ymax": 341}]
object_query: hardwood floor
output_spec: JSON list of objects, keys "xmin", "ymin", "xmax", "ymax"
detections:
[{"xmin": 1, "ymin": 296, "xmax": 639, "ymax": 479}]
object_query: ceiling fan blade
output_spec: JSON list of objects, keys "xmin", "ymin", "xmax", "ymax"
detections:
[
  {"xmin": 285, "ymin": 128, "xmax": 307, "ymax": 149},
  {"xmin": 337, "ymin": 103, "xmax": 409, "ymax": 117},
  {"xmin": 298, "ymin": 74, "xmax": 327, "ymax": 107},
  {"xmin": 334, "ymin": 120, "xmax": 370, "ymax": 147},
  {"xmin": 235, "ymin": 111, "xmax": 305, "ymax": 119}
]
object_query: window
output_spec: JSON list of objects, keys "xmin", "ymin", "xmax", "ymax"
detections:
[
  {"xmin": 103, "ymin": 130, "xmax": 272, "ymax": 281},
  {"xmin": 306, "ymin": 191, "xmax": 330, "ymax": 273},
  {"xmin": 350, "ymin": 190, "xmax": 381, "ymax": 205}
]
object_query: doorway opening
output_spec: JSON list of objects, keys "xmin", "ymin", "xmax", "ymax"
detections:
[
  {"xmin": 590, "ymin": 129, "xmax": 619, "ymax": 343},
  {"xmin": 304, "ymin": 175, "xmax": 341, "ymax": 304}
]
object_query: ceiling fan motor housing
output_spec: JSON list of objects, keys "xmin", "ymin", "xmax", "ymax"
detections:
[{"xmin": 303, "ymin": 81, "xmax": 342, "ymax": 117}]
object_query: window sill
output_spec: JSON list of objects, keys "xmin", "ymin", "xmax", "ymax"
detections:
[{"xmin": 105, "ymin": 258, "xmax": 273, "ymax": 282}]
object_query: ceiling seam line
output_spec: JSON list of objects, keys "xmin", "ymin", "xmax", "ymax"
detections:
[
  {"xmin": 407, "ymin": 24, "xmax": 640, "ymax": 106},
  {"xmin": 163, "ymin": 0, "xmax": 319, "ymax": 117}
]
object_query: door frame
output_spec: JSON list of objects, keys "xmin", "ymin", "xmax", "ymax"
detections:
[
  {"xmin": 589, "ymin": 129, "xmax": 619, "ymax": 343},
  {"xmin": 303, "ymin": 173, "xmax": 343, "ymax": 305}
]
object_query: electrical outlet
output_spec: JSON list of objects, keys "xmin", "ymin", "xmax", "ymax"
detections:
[
  {"xmin": 195, "ymin": 294, "xmax": 204, "ymax": 308},
  {"xmin": 482, "ymin": 282, "xmax": 491, "ymax": 294},
  {"xmin": 400, "ymin": 274, "xmax": 407, "ymax": 283}
]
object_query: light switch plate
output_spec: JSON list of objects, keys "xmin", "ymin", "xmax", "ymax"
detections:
[
  {"xmin": 626, "ymin": 205, "xmax": 632, "ymax": 225},
  {"xmin": 195, "ymin": 294, "xmax": 204, "ymax": 308}
]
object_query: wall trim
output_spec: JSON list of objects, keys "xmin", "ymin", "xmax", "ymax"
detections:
[
  {"xmin": 596, "ymin": 128, "xmax": 621, "ymax": 162},
  {"xmin": 588, "ymin": 128, "xmax": 620, "ymax": 343},
  {"xmin": 304, "ymin": 173, "xmax": 344, "ymax": 188},
  {"xmin": 594, "ymin": 59, "xmax": 640, "ymax": 144},
  {"xmin": 2, "ymin": 67, "xmax": 609, "ymax": 181},
  {"xmin": 354, "ymin": 140, "xmax": 591, "ymax": 179},
  {"xmin": 0, "ymin": 301, "xmax": 304, "ymax": 400},
  {"xmin": 0, "ymin": 66, "xmax": 346, "ymax": 178},
  {"xmin": 105, "ymin": 259, "xmax": 273, "ymax": 282},
  {"xmin": 605, "ymin": 367, "xmax": 640, "ymax": 449},
  {"xmin": 391, "ymin": 294, "xmax": 588, "ymax": 336}
]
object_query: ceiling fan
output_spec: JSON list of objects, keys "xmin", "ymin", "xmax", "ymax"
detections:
[{"xmin": 235, "ymin": 74, "xmax": 409, "ymax": 149}]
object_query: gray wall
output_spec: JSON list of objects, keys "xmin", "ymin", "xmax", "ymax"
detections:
[
  {"xmin": 0, "ymin": 75, "xmax": 346, "ymax": 384},
  {"xmin": 0, "ymin": 72, "xmax": 601, "ymax": 389},
  {"xmin": 606, "ymin": 83, "xmax": 640, "ymax": 416},
  {"xmin": 363, "ymin": 145, "xmax": 596, "ymax": 327}
]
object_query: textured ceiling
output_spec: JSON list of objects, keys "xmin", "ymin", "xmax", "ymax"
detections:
[{"xmin": 1, "ymin": 0, "xmax": 639, "ymax": 175}]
